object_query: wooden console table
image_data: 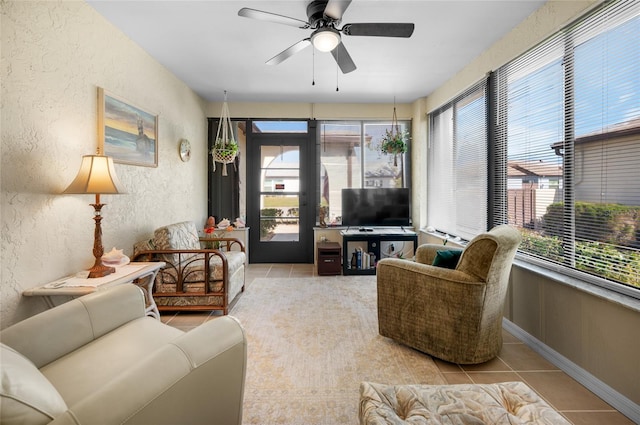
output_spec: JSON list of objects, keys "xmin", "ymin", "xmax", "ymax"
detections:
[{"xmin": 23, "ymin": 262, "xmax": 165, "ymax": 319}]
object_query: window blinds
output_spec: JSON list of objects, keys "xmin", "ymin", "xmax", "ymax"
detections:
[
  {"xmin": 428, "ymin": 81, "xmax": 488, "ymax": 240},
  {"xmin": 495, "ymin": 0, "xmax": 640, "ymax": 292}
]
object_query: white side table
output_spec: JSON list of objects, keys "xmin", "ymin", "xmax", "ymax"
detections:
[{"xmin": 23, "ymin": 262, "xmax": 165, "ymax": 319}]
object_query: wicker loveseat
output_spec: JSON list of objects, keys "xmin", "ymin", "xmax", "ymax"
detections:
[{"xmin": 132, "ymin": 221, "xmax": 245, "ymax": 314}]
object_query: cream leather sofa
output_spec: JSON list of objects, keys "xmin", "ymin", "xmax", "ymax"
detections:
[{"xmin": 0, "ymin": 284, "xmax": 246, "ymax": 425}]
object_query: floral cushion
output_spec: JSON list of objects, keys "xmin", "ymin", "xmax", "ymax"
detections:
[
  {"xmin": 133, "ymin": 238, "xmax": 155, "ymax": 255},
  {"xmin": 153, "ymin": 221, "xmax": 201, "ymax": 264},
  {"xmin": 359, "ymin": 381, "xmax": 570, "ymax": 425}
]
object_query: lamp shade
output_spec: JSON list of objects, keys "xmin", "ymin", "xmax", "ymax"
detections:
[
  {"xmin": 311, "ymin": 28, "xmax": 341, "ymax": 52},
  {"xmin": 63, "ymin": 155, "xmax": 125, "ymax": 195}
]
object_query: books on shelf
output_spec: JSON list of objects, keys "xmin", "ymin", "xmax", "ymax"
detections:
[{"xmin": 351, "ymin": 248, "xmax": 375, "ymax": 270}]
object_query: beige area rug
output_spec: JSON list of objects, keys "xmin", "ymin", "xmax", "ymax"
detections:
[{"xmin": 231, "ymin": 276, "xmax": 446, "ymax": 425}]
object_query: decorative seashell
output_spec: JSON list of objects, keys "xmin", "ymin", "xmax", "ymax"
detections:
[{"xmin": 102, "ymin": 247, "xmax": 125, "ymax": 261}]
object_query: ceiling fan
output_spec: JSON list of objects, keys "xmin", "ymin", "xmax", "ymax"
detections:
[{"xmin": 238, "ymin": 0, "xmax": 415, "ymax": 74}]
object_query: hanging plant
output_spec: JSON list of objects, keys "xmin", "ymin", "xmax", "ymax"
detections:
[
  {"xmin": 379, "ymin": 102, "xmax": 409, "ymax": 166},
  {"xmin": 211, "ymin": 137, "xmax": 239, "ymax": 165},
  {"xmin": 380, "ymin": 129, "xmax": 409, "ymax": 155},
  {"xmin": 211, "ymin": 91, "xmax": 238, "ymax": 176}
]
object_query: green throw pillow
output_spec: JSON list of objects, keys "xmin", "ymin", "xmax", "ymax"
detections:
[{"xmin": 432, "ymin": 250, "xmax": 462, "ymax": 269}]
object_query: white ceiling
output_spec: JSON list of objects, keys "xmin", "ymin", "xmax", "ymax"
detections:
[{"xmin": 87, "ymin": 0, "xmax": 546, "ymax": 104}]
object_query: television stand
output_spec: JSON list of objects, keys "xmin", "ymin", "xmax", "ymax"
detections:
[{"xmin": 341, "ymin": 228, "xmax": 417, "ymax": 275}]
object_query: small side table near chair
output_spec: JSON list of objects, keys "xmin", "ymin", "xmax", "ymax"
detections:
[{"xmin": 23, "ymin": 262, "xmax": 165, "ymax": 319}]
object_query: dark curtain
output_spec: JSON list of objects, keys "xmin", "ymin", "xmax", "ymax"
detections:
[{"xmin": 207, "ymin": 118, "xmax": 240, "ymax": 223}]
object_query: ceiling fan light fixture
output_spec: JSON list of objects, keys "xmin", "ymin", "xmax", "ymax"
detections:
[{"xmin": 311, "ymin": 27, "xmax": 340, "ymax": 52}]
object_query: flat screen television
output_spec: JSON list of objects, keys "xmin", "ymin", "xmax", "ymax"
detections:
[{"xmin": 341, "ymin": 188, "xmax": 411, "ymax": 227}]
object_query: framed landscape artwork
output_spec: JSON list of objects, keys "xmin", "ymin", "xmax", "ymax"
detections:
[{"xmin": 98, "ymin": 87, "xmax": 158, "ymax": 167}]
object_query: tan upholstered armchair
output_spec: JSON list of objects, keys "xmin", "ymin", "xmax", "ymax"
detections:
[
  {"xmin": 376, "ymin": 225, "xmax": 521, "ymax": 364},
  {"xmin": 132, "ymin": 221, "xmax": 245, "ymax": 314}
]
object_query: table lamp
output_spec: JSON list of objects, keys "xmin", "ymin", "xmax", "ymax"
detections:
[{"xmin": 63, "ymin": 154, "xmax": 125, "ymax": 278}]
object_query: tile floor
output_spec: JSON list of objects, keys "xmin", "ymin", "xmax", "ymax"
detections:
[{"xmin": 161, "ymin": 263, "xmax": 634, "ymax": 425}]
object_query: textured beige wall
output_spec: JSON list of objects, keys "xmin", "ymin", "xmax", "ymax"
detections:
[
  {"xmin": 1, "ymin": 1, "xmax": 208, "ymax": 328},
  {"xmin": 205, "ymin": 102, "xmax": 413, "ymax": 121}
]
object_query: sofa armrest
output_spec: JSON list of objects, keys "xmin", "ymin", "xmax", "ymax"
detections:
[
  {"xmin": 132, "ymin": 248, "xmax": 229, "ymax": 265},
  {"xmin": 415, "ymin": 244, "xmax": 463, "ymax": 265},
  {"xmin": 0, "ymin": 285, "xmax": 146, "ymax": 368},
  {"xmin": 200, "ymin": 237, "xmax": 245, "ymax": 253},
  {"xmin": 378, "ymin": 258, "xmax": 480, "ymax": 286},
  {"xmin": 49, "ymin": 316, "xmax": 247, "ymax": 425}
]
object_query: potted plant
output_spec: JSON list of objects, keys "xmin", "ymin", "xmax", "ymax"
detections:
[
  {"xmin": 380, "ymin": 129, "xmax": 409, "ymax": 166},
  {"xmin": 211, "ymin": 91, "xmax": 239, "ymax": 176},
  {"xmin": 211, "ymin": 137, "xmax": 238, "ymax": 157},
  {"xmin": 211, "ymin": 138, "xmax": 238, "ymax": 175}
]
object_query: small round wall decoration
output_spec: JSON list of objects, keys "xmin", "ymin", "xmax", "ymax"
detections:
[{"xmin": 179, "ymin": 139, "xmax": 191, "ymax": 162}]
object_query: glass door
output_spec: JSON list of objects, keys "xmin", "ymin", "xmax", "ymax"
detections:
[{"xmin": 247, "ymin": 121, "xmax": 316, "ymax": 263}]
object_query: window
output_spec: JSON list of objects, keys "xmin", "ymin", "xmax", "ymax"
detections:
[
  {"xmin": 493, "ymin": 0, "xmax": 640, "ymax": 294},
  {"xmin": 253, "ymin": 121, "xmax": 308, "ymax": 133},
  {"xmin": 318, "ymin": 120, "xmax": 410, "ymax": 224},
  {"xmin": 428, "ymin": 81, "xmax": 488, "ymax": 240}
]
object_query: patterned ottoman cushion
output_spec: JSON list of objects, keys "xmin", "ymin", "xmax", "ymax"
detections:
[{"xmin": 359, "ymin": 381, "xmax": 570, "ymax": 425}]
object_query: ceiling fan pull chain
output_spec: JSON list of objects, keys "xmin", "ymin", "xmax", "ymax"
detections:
[
  {"xmin": 312, "ymin": 47, "xmax": 315, "ymax": 86},
  {"xmin": 336, "ymin": 47, "xmax": 339, "ymax": 92}
]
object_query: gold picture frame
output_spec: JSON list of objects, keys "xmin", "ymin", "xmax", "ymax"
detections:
[{"xmin": 98, "ymin": 87, "xmax": 158, "ymax": 167}]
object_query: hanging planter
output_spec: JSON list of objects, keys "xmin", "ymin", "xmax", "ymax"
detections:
[
  {"xmin": 379, "ymin": 103, "xmax": 409, "ymax": 166},
  {"xmin": 211, "ymin": 91, "xmax": 238, "ymax": 176},
  {"xmin": 212, "ymin": 139, "xmax": 238, "ymax": 168}
]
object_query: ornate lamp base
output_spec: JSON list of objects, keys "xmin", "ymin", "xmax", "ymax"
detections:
[
  {"xmin": 87, "ymin": 198, "xmax": 114, "ymax": 278},
  {"xmin": 88, "ymin": 262, "xmax": 115, "ymax": 279}
]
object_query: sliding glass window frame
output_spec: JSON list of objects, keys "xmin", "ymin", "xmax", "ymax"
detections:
[
  {"xmin": 317, "ymin": 120, "xmax": 411, "ymax": 225},
  {"xmin": 492, "ymin": 0, "xmax": 640, "ymax": 297},
  {"xmin": 427, "ymin": 80, "xmax": 489, "ymax": 240}
]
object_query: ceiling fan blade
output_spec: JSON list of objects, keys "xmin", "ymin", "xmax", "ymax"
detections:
[
  {"xmin": 238, "ymin": 8, "xmax": 309, "ymax": 29},
  {"xmin": 266, "ymin": 39, "xmax": 312, "ymax": 66},
  {"xmin": 324, "ymin": 0, "xmax": 352, "ymax": 21},
  {"xmin": 331, "ymin": 42, "xmax": 357, "ymax": 74},
  {"xmin": 342, "ymin": 23, "xmax": 415, "ymax": 38}
]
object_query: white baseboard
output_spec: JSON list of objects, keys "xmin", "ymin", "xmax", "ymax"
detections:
[{"xmin": 502, "ymin": 319, "xmax": 639, "ymax": 423}]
